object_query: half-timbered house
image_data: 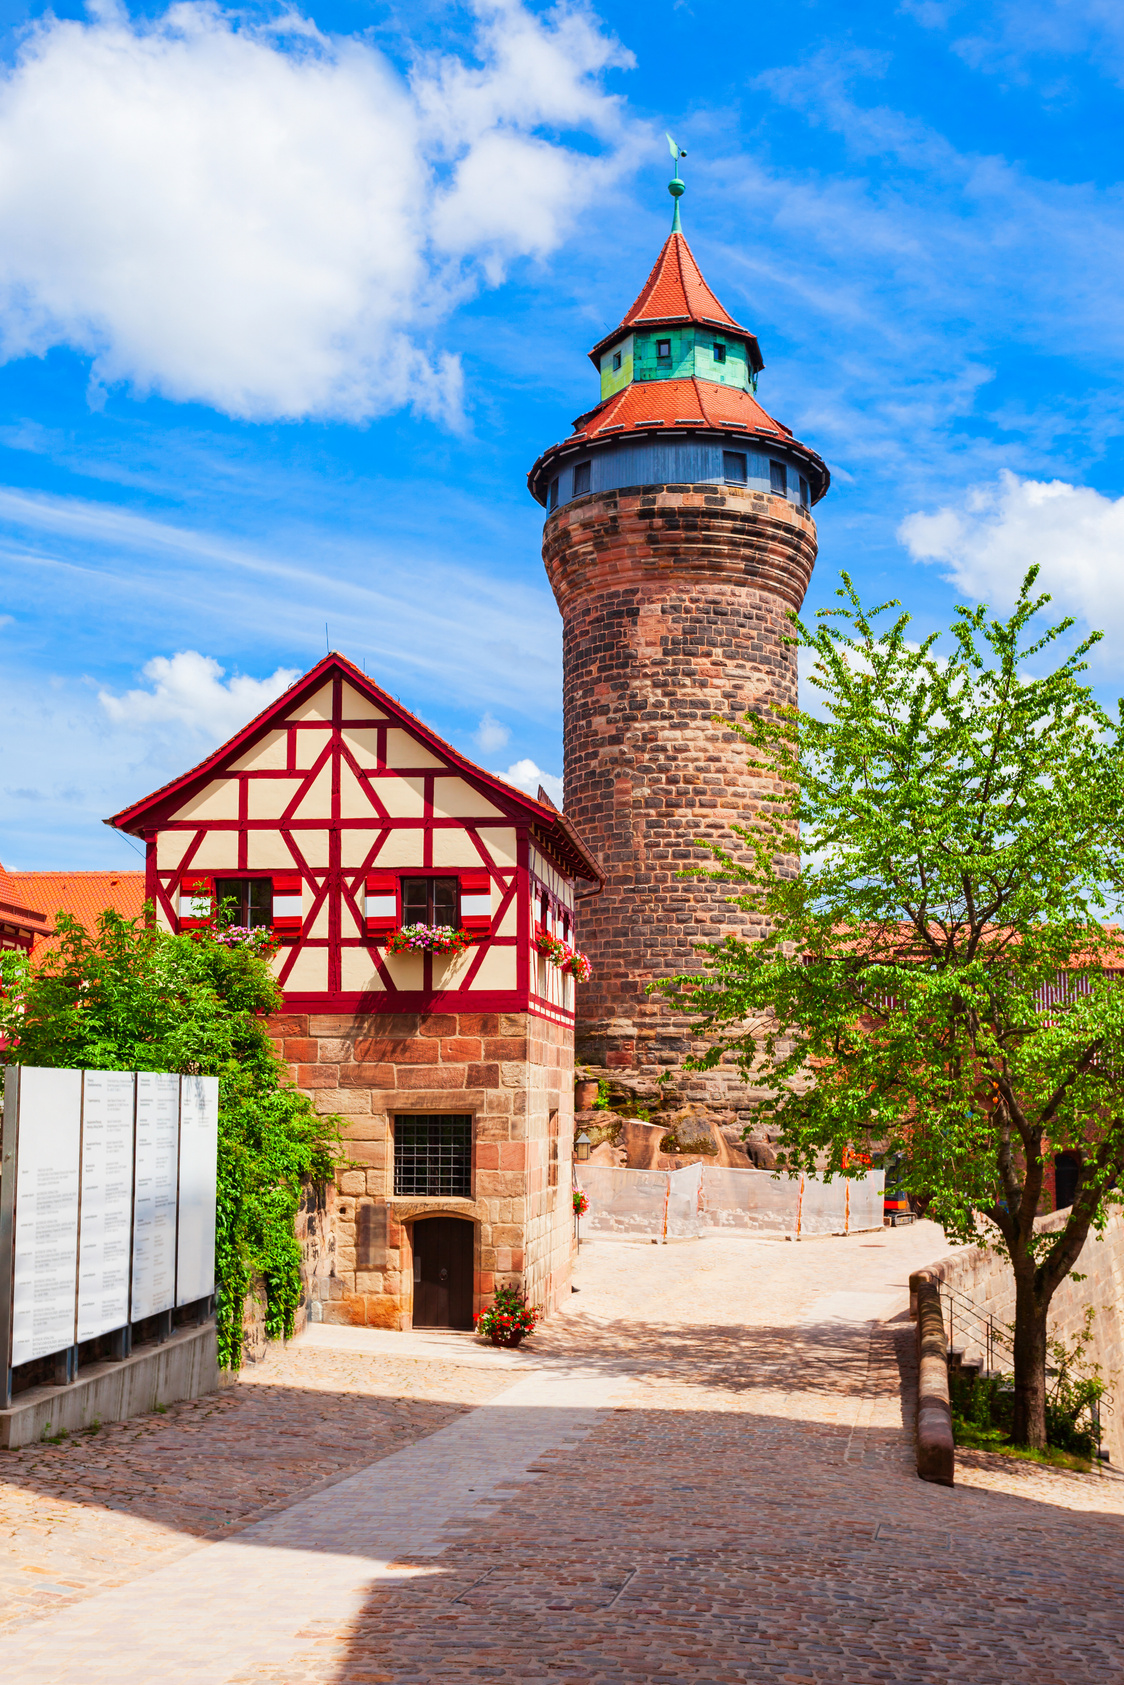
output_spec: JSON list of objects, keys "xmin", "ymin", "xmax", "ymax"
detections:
[{"xmin": 108, "ymin": 653, "xmax": 602, "ymax": 1331}]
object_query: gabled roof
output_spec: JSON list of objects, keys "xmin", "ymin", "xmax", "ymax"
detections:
[
  {"xmin": 3, "ymin": 869, "xmax": 145, "ymax": 955},
  {"xmin": 527, "ymin": 376, "xmax": 830, "ymax": 506},
  {"xmin": 0, "ymin": 860, "xmax": 51, "ymax": 942},
  {"xmin": 107, "ymin": 653, "xmax": 604, "ymax": 888},
  {"xmin": 588, "ymin": 231, "xmax": 763, "ymax": 373}
]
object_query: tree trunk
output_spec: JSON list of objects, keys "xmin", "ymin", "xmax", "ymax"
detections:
[{"xmin": 1011, "ymin": 1272, "xmax": 1049, "ymax": 1449}]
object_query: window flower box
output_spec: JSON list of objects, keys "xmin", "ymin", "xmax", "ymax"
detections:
[
  {"xmin": 534, "ymin": 930, "xmax": 592, "ymax": 981},
  {"xmin": 386, "ymin": 924, "xmax": 473, "ymax": 956}
]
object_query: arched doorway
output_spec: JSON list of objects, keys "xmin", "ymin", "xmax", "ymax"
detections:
[
  {"xmin": 1054, "ymin": 1152, "xmax": 1081, "ymax": 1211},
  {"xmin": 411, "ymin": 1217, "xmax": 474, "ymax": 1329}
]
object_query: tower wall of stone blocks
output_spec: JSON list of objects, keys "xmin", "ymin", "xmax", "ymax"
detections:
[{"xmin": 543, "ymin": 481, "xmax": 818, "ymax": 1118}]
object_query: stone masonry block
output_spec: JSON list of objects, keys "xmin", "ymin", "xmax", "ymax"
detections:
[
  {"xmin": 442, "ymin": 1037, "xmax": 483, "ymax": 1061},
  {"xmin": 283, "ymin": 1038, "xmax": 320, "ymax": 1062},
  {"xmin": 393, "ymin": 1066, "xmax": 467, "ymax": 1090},
  {"xmin": 297, "ymin": 1063, "xmax": 339, "ymax": 1088},
  {"xmin": 316, "ymin": 1038, "xmax": 354, "ymax": 1062}
]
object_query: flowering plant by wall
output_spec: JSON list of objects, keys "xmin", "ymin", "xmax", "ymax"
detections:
[
  {"xmin": 573, "ymin": 1189, "xmax": 589, "ymax": 1217},
  {"xmin": 387, "ymin": 924, "xmax": 472, "ymax": 955},
  {"xmin": 474, "ymin": 1284, "xmax": 541, "ymax": 1347},
  {"xmin": 214, "ymin": 925, "xmax": 280, "ymax": 959},
  {"xmin": 534, "ymin": 929, "xmax": 592, "ymax": 980}
]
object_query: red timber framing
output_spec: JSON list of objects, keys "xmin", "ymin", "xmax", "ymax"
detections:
[{"xmin": 107, "ymin": 654, "xmax": 603, "ymax": 1018}]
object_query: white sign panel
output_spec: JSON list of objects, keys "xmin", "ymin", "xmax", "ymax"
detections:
[
  {"xmin": 176, "ymin": 1075, "xmax": 219, "ymax": 1305},
  {"xmin": 77, "ymin": 1071, "xmax": 136, "ymax": 1342},
  {"xmin": 131, "ymin": 1072, "xmax": 180, "ymax": 1321},
  {"xmin": 11, "ymin": 1068, "xmax": 81, "ymax": 1365}
]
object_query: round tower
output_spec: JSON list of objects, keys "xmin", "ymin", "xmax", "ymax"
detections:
[{"xmin": 527, "ymin": 172, "xmax": 828, "ymax": 1133}]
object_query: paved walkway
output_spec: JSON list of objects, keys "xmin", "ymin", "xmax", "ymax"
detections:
[{"xmin": 4, "ymin": 1224, "xmax": 1124, "ymax": 1682}]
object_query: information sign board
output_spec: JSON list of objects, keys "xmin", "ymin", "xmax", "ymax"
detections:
[
  {"xmin": 9, "ymin": 1068, "xmax": 82, "ymax": 1365},
  {"xmin": 77, "ymin": 1071, "xmax": 136, "ymax": 1342},
  {"xmin": 176, "ymin": 1075, "xmax": 219, "ymax": 1305},
  {"xmin": 131, "ymin": 1072, "xmax": 180, "ymax": 1321}
]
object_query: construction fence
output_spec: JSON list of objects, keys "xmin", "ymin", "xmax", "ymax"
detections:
[{"xmin": 574, "ymin": 1162, "xmax": 885, "ymax": 1241}]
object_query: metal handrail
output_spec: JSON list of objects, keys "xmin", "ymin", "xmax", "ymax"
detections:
[{"xmin": 940, "ymin": 1282, "xmax": 1014, "ymax": 1375}]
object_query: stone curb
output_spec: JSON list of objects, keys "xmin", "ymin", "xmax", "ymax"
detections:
[{"xmin": 910, "ymin": 1269, "xmax": 955, "ymax": 1486}]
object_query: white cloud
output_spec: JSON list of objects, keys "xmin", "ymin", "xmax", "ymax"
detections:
[
  {"xmin": 902, "ymin": 0, "xmax": 1124, "ymax": 87},
  {"xmin": 496, "ymin": 757, "xmax": 563, "ymax": 804},
  {"xmin": 899, "ymin": 470, "xmax": 1124, "ymax": 640},
  {"xmin": 99, "ymin": 651, "xmax": 299, "ymax": 740},
  {"xmin": 474, "ymin": 712, "xmax": 511, "ymax": 754},
  {"xmin": 0, "ymin": 0, "xmax": 635, "ymax": 421}
]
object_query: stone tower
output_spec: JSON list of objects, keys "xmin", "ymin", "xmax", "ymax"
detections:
[{"xmin": 527, "ymin": 177, "xmax": 829, "ymax": 1137}]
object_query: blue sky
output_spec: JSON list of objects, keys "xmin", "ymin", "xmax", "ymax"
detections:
[{"xmin": 1, "ymin": 0, "xmax": 1123, "ymax": 867}]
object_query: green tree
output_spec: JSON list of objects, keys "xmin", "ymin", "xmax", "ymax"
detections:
[
  {"xmin": 660, "ymin": 571, "xmax": 1124, "ymax": 1449},
  {"xmin": 0, "ymin": 908, "xmax": 339, "ymax": 1367}
]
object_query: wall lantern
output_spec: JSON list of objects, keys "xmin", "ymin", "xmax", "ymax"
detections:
[{"xmin": 575, "ymin": 1132, "xmax": 591, "ymax": 1162}]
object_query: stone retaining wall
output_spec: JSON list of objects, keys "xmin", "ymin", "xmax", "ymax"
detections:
[{"xmin": 913, "ymin": 1208, "xmax": 1124, "ymax": 1465}]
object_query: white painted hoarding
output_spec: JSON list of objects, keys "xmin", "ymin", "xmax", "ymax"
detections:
[
  {"xmin": 10, "ymin": 1068, "xmax": 82, "ymax": 1365},
  {"xmin": 176, "ymin": 1075, "xmax": 218, "ymax": 1304},
  {"xmin": 131, "ymin": 1072, "xmax": 180, "ymax": 1321},
  {"xmin": 76, "ymin": 1071, "xmax": 136, "ymax": 1342}
]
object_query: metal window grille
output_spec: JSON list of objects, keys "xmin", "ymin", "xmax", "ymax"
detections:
[{"xmin": 394, "ymin": 1115, "xmax": 472, "ymax": 1197}]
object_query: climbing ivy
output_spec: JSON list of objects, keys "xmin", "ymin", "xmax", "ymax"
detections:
[{"xmin": 0, "ymin": 908, "xmax": 340, "ymax": 1369}]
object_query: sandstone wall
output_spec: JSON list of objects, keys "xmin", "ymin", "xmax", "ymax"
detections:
[
  {"xmin": 543, "ymin": 483, "xmax": 816, "ymax": 1120},
  {"xmin": 271, "ymin": 1009, "xmax": 574, "ymax": 1328},
  {"xmin": 916, "ymin": 1210, "xmax": 1124, "ymax": 1465}
]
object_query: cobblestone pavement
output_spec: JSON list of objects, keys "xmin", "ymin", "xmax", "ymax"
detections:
[{"xmin": 5, "ymin": 1224, "xmax": 1124, "ymax": 1682}]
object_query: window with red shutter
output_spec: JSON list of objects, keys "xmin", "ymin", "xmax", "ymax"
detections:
[
  {"xmin": 272, "ymin": 872, "xmax": 303, "ymax": 937},
  {"xmin": 459, "ymin": 870, "xmax": 492, "ymax": 933},
  {"xmin": 177, "ymin": 874, "xmax": 213, "ymax": 932},
  {"xmin": 365, "ymin": 872, "xmax": 399, "ymax": 935}
]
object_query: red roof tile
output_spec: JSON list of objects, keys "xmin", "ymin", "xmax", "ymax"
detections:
[
  {"xmin": 0, "ymin": 860, "xmax": 50, "ymax": 941},
  {"xmin": 573, "ymin": 376, "xmax": 792, "ymax": 443},
  {"xmin": 589, "ymin": 232, "xmax": 762, "ymax": 371},
  {"xmin": 5, "ymin": 870, "xmax": 146, "ymax": 956},
  {"xmin": 528, "ymin": 378, "xmax": 830, "ymax": 505}
]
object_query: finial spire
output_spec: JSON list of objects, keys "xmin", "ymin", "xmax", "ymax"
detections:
[{"xmin": 666, "ymin": 133, "xmax": 686, "ymax": 232}]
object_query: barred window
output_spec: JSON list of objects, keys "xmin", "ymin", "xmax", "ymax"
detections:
[{"xmin": 394, "ymin": 1115, "xmax": 472, "ymax": 1197}]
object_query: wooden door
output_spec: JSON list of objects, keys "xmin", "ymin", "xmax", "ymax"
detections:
[{"xmin": 412, "ymin": 1217, "xmax": 474, "ymax": 1329}]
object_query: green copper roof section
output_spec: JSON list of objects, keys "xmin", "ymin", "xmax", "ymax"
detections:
[{"xmin": 667, "ymin": 133, "xmax": 686, "ymax": 233}]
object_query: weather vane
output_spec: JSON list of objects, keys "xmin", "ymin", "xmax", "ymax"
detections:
[{"xmin": 666, "ymin": 133, "xmax": 686, "ymax": 232}]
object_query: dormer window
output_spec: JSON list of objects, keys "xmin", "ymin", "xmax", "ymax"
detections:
[
  {"xmin": 656, "ymin": 339, "xmax": 671, "ymax": 359},
  {"xmin": 612, "ymin": 350, "xmax": 622, "ymax": 372},
  {"xmin": 713, "ymin": 343, "xmax": 727, "ymax": 363}
]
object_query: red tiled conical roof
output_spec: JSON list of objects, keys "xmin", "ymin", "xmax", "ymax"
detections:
[
  {"xmin": 571, "ymin": 376, "xmax": 792, "ymax": 444},
  {"xmin": 589, "ymin": 231, "xmax": 762, "ymax": 372},
  {"xmin": 528, "ymin": 377, "xmax": 829, "ymax": 505}
]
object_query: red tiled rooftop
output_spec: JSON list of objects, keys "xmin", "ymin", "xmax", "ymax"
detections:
[
  {"xmin": 589, "ymin": 231, "xmax": 762, "ymax": 370},
  {"xmin": 572, "ymin": 376, "xmax": 793, "ymax": 444},
  {"xmin": 5, "ymin": 869, "xmax": 146, "ymax": 955}
]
